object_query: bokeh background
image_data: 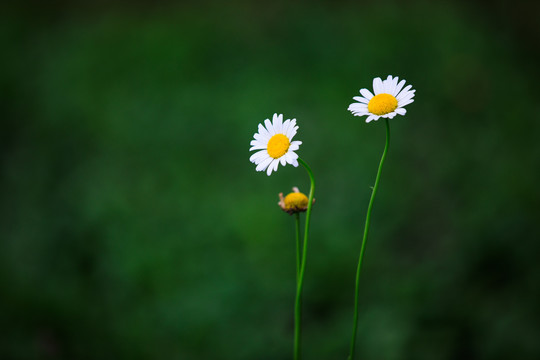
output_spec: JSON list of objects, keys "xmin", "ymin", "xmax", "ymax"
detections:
[{"xmin": 2, "ymin": 0, "xmax": 540, "ymax": 359}]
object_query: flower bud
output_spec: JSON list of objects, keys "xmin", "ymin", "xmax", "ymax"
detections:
[{"xmin": 278, "ymin": 187, "xmax": 313, "ymax": 215}]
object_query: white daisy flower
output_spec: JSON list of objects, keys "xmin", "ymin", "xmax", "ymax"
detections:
[
  {"xmin": 348, "ymin": 75, "xmax": 415, "ymax": 123},
  {"xmin": 249, "ymin": 113, "xmax": 302, "ymax": 176}
]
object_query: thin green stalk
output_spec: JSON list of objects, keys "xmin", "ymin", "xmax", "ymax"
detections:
[
  {"xmin": 294, "ymin": 157, "xmax": 315, "ymax": 360},
  {"xmin": 295, "ymin": 213, "xmax": 301, "ymax": 281},
  {"xmin": 348, "ymin": 118, "xmax": 391, "ymax": 360}
]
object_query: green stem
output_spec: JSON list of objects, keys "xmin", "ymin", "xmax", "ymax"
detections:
[
  {"xmin": 348, "ymin": 118, "xmax": 391, "ymax": 360},
  {"xmin": 295, "ymin": 213, "xmax": 301, "ymax": 281},
  {"xmin": 294, "ymin": 157, "xmax": 315, "ymax": 360}
]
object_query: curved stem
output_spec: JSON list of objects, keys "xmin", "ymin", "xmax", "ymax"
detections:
[
  {"xmin": 295, "ymin": 213, "xmax": 301, "ymax": 281},
  {"xmin": 348, "ymin": 118, "xmax": 391, "ymax": 360},
  {"xmin": 294, "ymin": 157, "xmax": 315, "ymax": 360}
]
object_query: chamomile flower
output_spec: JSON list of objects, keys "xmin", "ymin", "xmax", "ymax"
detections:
[
  {"xmin": 278, "ymin": 187, "xmax": 314, "ymax": 215},
  {"xmin": 348, "ymin": 75, "xmax": 415, "ymax": 123},
  {"xmin": 249, "ymin": 113, "xmax": 302, "ymax": 176}
]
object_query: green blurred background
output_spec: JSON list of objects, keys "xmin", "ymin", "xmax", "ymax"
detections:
[{"xmin": 2, "ymin": 0, "xmax": 540, "ymax": 359}]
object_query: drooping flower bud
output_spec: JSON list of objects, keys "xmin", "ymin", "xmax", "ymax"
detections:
[{"xmin": 278, "ymin": 187, "xmax": 313, "ymax": 215}]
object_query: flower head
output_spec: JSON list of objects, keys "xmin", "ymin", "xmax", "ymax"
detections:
[
  {"xmin": 348, "ymin": 75, "xmax": 415, "ymax": 123},
  {"xmin": 249, "ymin": 113, "xmax": 302, "ymax": 176},
  {"xmin": 278, "ymin": 187, "xmax": 313, "ymax": 214}
]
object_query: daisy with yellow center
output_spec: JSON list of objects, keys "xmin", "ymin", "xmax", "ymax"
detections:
[
  {"xmin": 346, "ymin": 75, "xmax": 416, "ymax": 360},
  {"xmin": 249, "ymin": 113, "xmax": 302, "ymax": 176},
  {"xmin": 249, "ymin": 115, "xmax": 315, "ymax": 360},
  {"xmin": 348, "ymin": 75, "xmax": 415, "ymax": 123}
]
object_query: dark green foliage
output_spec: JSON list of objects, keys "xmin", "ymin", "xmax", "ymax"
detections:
[{"xmin": 2, "ymin": 1, "xmax": 539, "ymax": 359}]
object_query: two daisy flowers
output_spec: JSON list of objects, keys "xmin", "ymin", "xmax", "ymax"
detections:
[{"xmin": 249, "ymin": 75, "xmax": 415, "ymax": 174}]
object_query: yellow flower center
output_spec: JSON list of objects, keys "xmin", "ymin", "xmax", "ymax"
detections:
[
  {"xmin": 284, "ymin": 192, "xmax": 308, "ymax": 211},
  {"xmin": 267, "ymin": 134, "xmax": 290, "ymax": 159},
  {"xmin": 368, "ymin": 93, "xmax": 398, "ymax": 115}
]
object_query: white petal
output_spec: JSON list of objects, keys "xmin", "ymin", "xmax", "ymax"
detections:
[
  {"xmin": 393, "ymin": 80, "xmax": 406, "ymax": 97},
  {"xmin": 360, "ymin": 88, "xmax": 374, "ymax": 100},
  {"xmin": 287, "ymin": 119, "xmax": 297, "ymax": 136},
  {"xmin": 266, "ymin": 163, "xmax": 274, "ymax": 176},
  {"xmin": 398, "ymin": 94, "xmax": 414, "ymax": 105},
  {"xmin": 397, "ymin": 90, "xmax": 415, "ymax": 102},
  {"xmin": 281, "ymin": 119, "xmax": 291, "ymax": 135},
  {"xmin": 399, "ymin": 99, "xmax": 414, "ymax": 107},
  {"xmin": 266, "ymin": 159, "xmax": 279, "ymax": 176},
  {"xmin": 250, "ymin": 150, "xmax": 269, "ymax": 163},
  {"xmin": 249, "ymin": 149, "xmax": 268, "ymax": 162},
  {"xmin": 274, "ymin": 159, "xmax": 281, "ymax": 172},
  {"xmin": 398, "ymin": 90, "xmax": 415, "ymax": 98},
  {"xmin": 396, "ymin": 85, "xmax": 412, "ymax": 99},
  {"xmin": 366, "ymin": 115, "xmax": 380, "ymax": 123},
  {"xmin": 273, "ymin": 113, "xmax": 283, "ymax": 134},
  {"xmin": 381, "ymin": 79, "xmax": 389, "ymax": 94},
  {"xmin": 353, "ymin": 96, "xmax": 370, "ymax": 104},
  {"xmin": 348, "ymin": 103, "xmax": 368, "ymax": 110},
  {"xmin": 395, "ymin": 108, "xmax": 406, "ymax": 115},
  {"xmin": 286, "ymin": 152, "xmax": 299, "ymax": 166},
  {"xmin": 373, "ymin": 77, "xmax": 384, "ymax": 94},
  {"xmin": 350, "ymin": 110, "xmax": 368, "ymax": 116},
  {"xmin": 254, "ymin": 133, "xmax": 269, "ymax": 143},
  {"xmin": 249, "ymin": 144, "xmax": 267, "ymax": 151},
  {"xmin": 258, "ymin": 123, "xmax": 270, "ymax": 139},
  {"xmin": 390, "ymin": 76, "xmax": 398, "ymax": 95},
  {"xmin": 264, "ymin": 119, "xmax": 275, "ymax": 136},
  {"xmin": 398, "ymin": 95, "xmax": 415, "ymax": 104},
  {"xmin": 289, "ymin": 141, "xmax": 302, "ymax": 151},
  {"xmin": 256, "ymin": 156, "xmax": 273, "ymax": 171},
  {"xmin": 383, "ymin": 75, "xmax": 393, "ymax": 93},
  {"xmin": 287, "ymin": 123, "xmax": 298, "ymax": 139},
  {"xmin": 280, "ymin": 156, "xmax": 287, "ymax": 166},
  {"xmin": 287, "ymin": 150, "xmax": 298, "ymax": 159},
  {"xmin": 250, "ymin": 139, "xmax": 263, "ymax": 146},
  {"xmin": 349, "ymin": 103, "xmax": 368, "ymax": 111},
  {"xmin": 250, "ymin": 144, "xmax": 270, "ymax": 151},
  {"xmin": 350, "ymin": 110, "xmax": 367, "ymax": 117}
]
